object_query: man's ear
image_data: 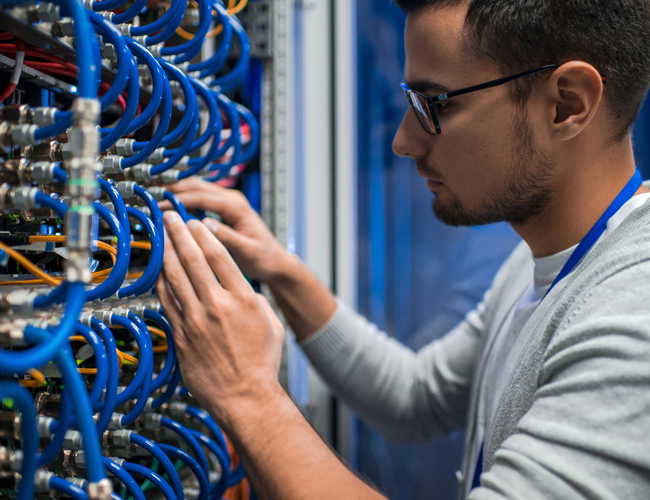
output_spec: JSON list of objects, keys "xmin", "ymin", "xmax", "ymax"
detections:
[{"xmin": 547, "ymin": 61, "xmax": 604, "ymax": 141}]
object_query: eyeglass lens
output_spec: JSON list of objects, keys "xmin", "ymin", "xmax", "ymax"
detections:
[{"xmin": 408, "ymin": 92, "xmax": 440, "ymax": 135}]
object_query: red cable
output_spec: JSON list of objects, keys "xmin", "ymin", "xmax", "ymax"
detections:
[{"xmin": 0, "ymin": 38, "xmax": 25, "ymax": 103}]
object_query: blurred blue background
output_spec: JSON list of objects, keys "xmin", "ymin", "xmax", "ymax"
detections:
[{"xmin": 352, "ymin": 2, "xmax": 650, "ymax": 498}]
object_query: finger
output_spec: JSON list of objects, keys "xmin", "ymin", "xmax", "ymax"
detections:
[
  {"xmin": 165, "ymin": 212, "xmax": 225, "ymax": 300},
  {"xmin": 161, "ymin": 217, "xmax": 202, "ymax": 311},
  {"xmin": 169, "ymin": 187, "xmax": 250, "ymax": 226},
  {"xmin": 185, "ymin": 217, "xmax": 253, "ymax": 294},
  {"xmin": 202, "ymin": 218, "xmax": 251, "ymax": 256},
  {"xmin": 158, "ymin": 200, "xmax": 173, "ymax": 212},
  {"xmin": 155, "ymin": 276, "xmax": 188, "ymax": 349}
]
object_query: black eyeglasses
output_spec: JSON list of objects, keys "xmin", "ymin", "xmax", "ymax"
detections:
[{"xmin": 401, "ymin": 64, "xmax": 606, "ymax": 136}]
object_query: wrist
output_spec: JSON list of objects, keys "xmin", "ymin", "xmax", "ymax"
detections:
[
  {"xmin": 265, "ymin": 252, "xmax": 305, "ymax": 289},
  {"xmin": 209, "ymin": 380, "xmax": 288, "ymax": 436}
]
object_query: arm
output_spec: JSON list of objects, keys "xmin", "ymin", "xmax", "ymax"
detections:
[
  {"xmin": 162, "ymin": 178, "xmax": 336, "ymax": 341},
  {"xmin": 163, "ymin": 179, "xmax": 492, "ymax": 441},
  {"xmin": 158, "ymin": 211, "xmax": 386, "ymax": 499}
]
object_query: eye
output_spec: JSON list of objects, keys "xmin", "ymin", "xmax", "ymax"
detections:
[{"xmin": 432, "ymin": 101, "xmax": 450, "ymax": 114}]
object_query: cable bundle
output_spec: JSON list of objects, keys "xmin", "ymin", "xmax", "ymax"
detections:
[{"xmin": 0, "ymin": 0, "xmax": 260, "ymax": 498}]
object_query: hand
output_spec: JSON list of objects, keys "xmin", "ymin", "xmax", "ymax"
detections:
[
  {"xmin": 160, "ymin": 178, "xmax": 291, "ymax": 283},
  {"xmin": 156, "ymin": 211, "xmax": 285, "ymax": 423}
]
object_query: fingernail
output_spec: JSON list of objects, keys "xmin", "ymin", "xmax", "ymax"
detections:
[
  {"xmin": 187, "ymin": 219, "xmax": 201, "ymax": 230},
  {"xmin": 202, "ymin": 218, "xmax": 219, "ymax": 233},
  {"xmin": 163, "ymin": 211, "xmax": 179, "ymax": 225}
]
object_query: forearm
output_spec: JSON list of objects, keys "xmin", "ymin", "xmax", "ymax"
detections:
[
  {"xmin": 213, "ymin": 384, "xmax": 386, "ymax": 500},
  {"xmin": 267, "ymin": 254, "xmax": 337, "ymax": 342}
]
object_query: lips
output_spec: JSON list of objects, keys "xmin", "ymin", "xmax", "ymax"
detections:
[{"xmin": 426, "ymin": 179, "xmax": 444, "ymax": 190}]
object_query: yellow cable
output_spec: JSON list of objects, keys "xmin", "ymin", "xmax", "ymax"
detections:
[
  {"xmin": 0, "ymin": 237, "xmax": 117, "ymax": 286},
  {"xmin": 175, "ymin": 0, "xmax": 248, "ymax": 40},
  {"xmin": 148, "ymin": 326, "xmax": 167, "ymax": 340},
  {"xmin": 0, "ymin": 240, "xmax": 60, "ymax": 286},
  {"xmin": 19, "ymin": 369, "xmax": 46, "ymax": 388}
]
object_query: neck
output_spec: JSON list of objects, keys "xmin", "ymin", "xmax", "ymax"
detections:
[{"xmin": 512, "ymin": 140, "xmax": 646, "ymax": 258}]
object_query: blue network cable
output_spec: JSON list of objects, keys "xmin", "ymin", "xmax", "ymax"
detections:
[
  {"xmin": 98, "ymin": 178, "xmax": 131, "ymax": 243},
  {"xmin": 210, "ymin": 15, "xmax": 250, "ymax": 93},
  {"xmin": 22, "ymin": 327, "xmax": 106, "ymax": 483},
  {"xmin": 117, "ymin": 207, "xmax": 162, "ymax": 297},
  {"xmin": 85, "ymin": 203, "xmax": 129, "ymax": 301},
  {"xmin": 120, "ymin": 68, "xmax": 173, "ymax": 168},
  {"xmin": 161, "ymin": 0, "xmax": 212, "ymax": 61},
  {"xmin": 134, "ymin": 184, "xmax": 165, "ymax": 240},
  {"xmin": 49, "ymin": 477, "xmax": 88, "ymax": 500},
  {"xmin": 129, "ymin": 433, "xmax": 185, "ymax": 500},
  {"xmin": 89, "ymin": 318, "xmax": 120, "ymax": 435},
  {"xmin": 110, "ymin": 313, "xmax": 153, "ymax": 427},
  {"xmin": 130, "ymin": 0, "xmax": 186, "ymax": 37},
  {"xmin": 122, "ymin": 39, "xmax": 166, "ymax": 135},
  {"xmin": 0, "ymin": 282, "xmax": 84, "ymax": 374},
  {"xmin": 100, "ymin": 59, "xmax": 140, "ymax": 152},
  {"xmin": 160, "ymin": 417, "xmax": 210, "ymax": 477},
  {"xmin": 121, "ymin": 463, "xmax": 178, "ymax": 500},
  {"xmin": 0, "ymin": 382, "xmax": 37, "ymax": 500},
  {"xmin": 187, "ymin": 428, "xmax": 232, "ymax": 498},
  {"xmin": 73, "ymin": 323, "xmax": 109, "ymax": 410},
  {"xmin": 89, "ymin": 12, "xmax": 131, "ymax": 110},
  {"xmin": 162, "ymin": 191, "xmax": 189, "ymax": 222},
  {"xmin": 151, "ymin": 360, "xmax": 182, "ymax": 409},
  {"xmin": 190, "ymin": 1, "xmax": 233, "ymax": 76},
  {"xmin": 101, "ymin": 457, "xmax": 146, "ymax": 500},
  {"xmin": 144, "ymin": 0, "xmax": 188, "ymax": 45},
  {"xmin": 143, "ymin": 309, "xmax": 177, "ymax": 393},
  {"xmin": 111, "ymin": 0, "xmax": 148, "ymax": 24},
  {"xmin": 158, "ymin": 444, "xmax": 209, "ymax": 500},
  {"xmin": 232, "ymin": 103, "xmax": 260, "ymax": 166},
  {"xmin": 34, "ymin": 191, "xmax": 68, "ymax": 218}
]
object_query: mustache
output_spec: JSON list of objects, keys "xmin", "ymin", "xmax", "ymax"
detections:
[{"xmin": 416, "ymin": 161, "xmax": 445, "ymax": 182}]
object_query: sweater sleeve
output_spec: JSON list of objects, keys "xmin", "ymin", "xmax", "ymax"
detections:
[
  {"xmin": 470, "ymin": 264, "xmax": 650, "ymax": 499},
  {"xmin": 299, "ymin": 298, "xmax": 488, "ymax": 442}
]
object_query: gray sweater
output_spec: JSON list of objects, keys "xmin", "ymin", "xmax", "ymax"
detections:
[{"xmin": 300, "ymin": 201, "xmax": 650, "ymax": 499}]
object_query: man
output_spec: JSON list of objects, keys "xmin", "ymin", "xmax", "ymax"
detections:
[{"xmin": 157, "ymin": 0, "xmax": 650, "ymax": 498}]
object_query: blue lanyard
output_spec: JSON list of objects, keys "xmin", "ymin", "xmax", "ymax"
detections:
[
  {"xmin": 471, "ymin": 169, "xmax": 643, "ymax": 491},
  {"xmin": 544, "ymin": 168, "xmax": 643, "ymax": 299}
]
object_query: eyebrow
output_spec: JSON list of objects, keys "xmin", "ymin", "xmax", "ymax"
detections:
[{"xmin": 404, "ymin": 79, "xmax": 452, "ymax": 95}]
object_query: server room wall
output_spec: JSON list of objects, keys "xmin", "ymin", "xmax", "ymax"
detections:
[{"xmin": 0, "ymin": 0, "xmax": 261, "ymax": 499}]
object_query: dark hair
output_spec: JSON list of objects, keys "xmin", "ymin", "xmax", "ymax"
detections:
[{"xmin": 394, "ymin": 0, "xmax": 650, "ymax": 141}]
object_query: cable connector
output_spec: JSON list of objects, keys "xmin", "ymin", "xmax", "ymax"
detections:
[
  {"xmin": 147, "ymin": 148, "xmax": 165, "ymax": 165},
  {"xmin": 63, "ymin": 430, "xmax": 83, "ymax": 450},
  {"xmin": 143, "ymin": 412, "xmax": 162, "ymax": 430},
  {"xmin": 32, "ymin": 107, "xmax": 58, "ymax": 127},
  {"xmin": 115, "ymin": 24, "xmax": 131, "ymax": 37},
  {"xmin": 102, "ymin": 155, "xmax": 123, "ymax": 175},
  {"xmin": 34, "ymin": 470, "xmax": 55, "ymax": 493},
  {"xmin": 155, "ymin": 169, "xmax": 180, "ymax": 185},
  {"xmin": 36, "ymin": 416, "xmax": 55, "ymax": 438},
  {"xmin": 114, "ymin": 181, "xmax": 136, "ymax": 201},
  {"xmin": 92, "ymin": 310, "xmax": 113, "ymax": 326},
  {"xmin": 87, "ymin": 478, "xmax": 113, "ymax": 500},
  {"xmin": 131, "ymin": 163, "xmax": 152, "ymax": 183},
  {"xmin": 30, "ymin": 161, "xmax": 57, "ymax": 183},
  {"xmin": 0, "ymin": 290, "xmax": 38, "ymax": 315},
  {"xmin": 106, "ymin": 412, "xmax": 125, "ymax": 430},
  {"xmin": 103, "ymin": 429, "xmax": 131, "ymax": 448},
  {"xmin": 115, "ymin": 139, "xmax": 135, "ymax": 157},
  {"xmin": 168, "ymin": 401, "xmax": 188, "ymax": 419},
  {"xmin": 4, "ymin": 124, "xmax": 37, "ymax": 147},
  {"xmin": 145, "ymin": 186, "xmax": 166, "ymax": 202}
]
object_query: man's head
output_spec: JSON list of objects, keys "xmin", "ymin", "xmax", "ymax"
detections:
[{"xmin": 392, "ymin": 0, "xmax": 650, "ymax": 228}]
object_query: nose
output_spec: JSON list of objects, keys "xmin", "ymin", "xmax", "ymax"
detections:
[{"xmin": 392, "ymin": 108, "xmax": 430, "ymax": 159}]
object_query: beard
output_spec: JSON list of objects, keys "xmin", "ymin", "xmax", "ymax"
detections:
[{"xmin": 431, "ymin": 110, "xmax": 557, "ymax": 227}]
